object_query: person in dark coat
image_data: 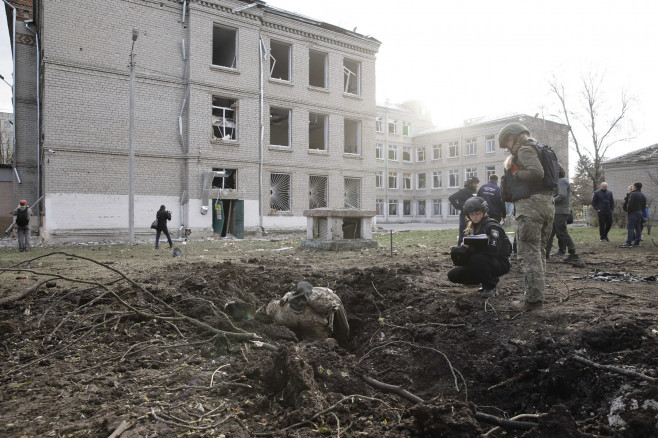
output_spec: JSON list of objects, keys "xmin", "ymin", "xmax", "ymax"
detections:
[
  {"xmin": 477, "ymin": 174, "xmax": 506, "ymax": 223},
  {"xmin": 447, "ymin": 197, "xmax": 512, "ymax": 298},
  {"xmin": 11, "ymin": 200, "xmax": 33, "ymax": 252},
  {"xmin": 155, "ymin": 205, "xmax": 173, "ymax": 249},
  {"xmin": 620, "ymin": 182, "xmax": 647, "ymax": 248},
  {"xmin": 449, "ymin": 177, "xmax": 479, "ymax": 245},
  {"xmin": 591, "ymin": 182, "xmax": 614, "ymax": 242}
]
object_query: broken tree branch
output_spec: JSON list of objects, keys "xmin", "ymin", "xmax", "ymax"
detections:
[
  {"xmin": 474, "ymin": 412, "xmax": 538, "ymax": 431},
  {"xmin": 573, "ymin": 355, "xmax": 658, "ymax": 383},
  {"xmin": 360, "ymin": 374, "xmax": 424, "ymax": 404},
  {"xmin": 487, "ymin": 369, "xmax": 531, "ymax": 391}
]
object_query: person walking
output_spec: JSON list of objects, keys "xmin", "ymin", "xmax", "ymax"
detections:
[
  {"xmin": 620, "ymin": 182, "xmax": 647, "ymax": 248},
  {"xmin": 11, "ymin": 200, "xmax": 33, "ymax": 252},
  {"xmin": 498, "ymin": 123, "xmax": 554, "ymax": 311},
  {"xmin": 447, "ymin": 197, "xmax": 512, "ymax": 298},
  {"xmin": 155, "ymin": 205, "xmax": 173, "ymax": 249},
  {"xmin": 449, "ymin": 177, "xmax": 479, "ymax": 245},
  {"xmin": 546, "ymin": 166, "xmax": 580, "ymax": 263},
  {"xmin": 477, "ymin": 174, "xmax": 507, "ymax": 224},
  {"xmin": 591, "ymin": 182, "xmax": 614, "ymax": 242}
]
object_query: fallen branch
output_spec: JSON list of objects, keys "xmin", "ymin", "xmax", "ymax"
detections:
[
  {"xmin": 487, "ymin": 369, "xmax": 531, "ymax": 391},
  {"xmin": 474, "ymin": 412, "xmax": 538, "ymax": 431},
  {"xmin": 0, "ymin": 277, "xmax": 58, "ymax": 305},
  {"xmin": 360, "ymin": 374, "xmax": 424, "ymax": 404},
  {"xmin": 573, "ymin": 355, "xmax": 658, "ymax": 383},
  {"xmin": 482, "ymin": 413, "xmax": 542, "ymax": 437},
  {"xmin": 108, "ymin": 420, "xmax": 131, "ymax": 438}
]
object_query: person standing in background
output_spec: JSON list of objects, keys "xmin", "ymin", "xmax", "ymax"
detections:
[
  {"xmin": 11, "ymin": 200, "xmax": 33, "ymax": 252},
  {"xmin": 477, "ymin": 174, "xmax": 507, "ymax": 224},
  {"xmin": 591, "ymin": 182, "xmax": 614, "ymax": 242},
  {"xmin": 546, "ymin": 166, "xmax": 580, "ymax": 263},
  {"xmin": 620, "ymin": 182, "xmax": 647, "ymax": 248},
  {"xmin": 449, "ymin": 177, "xmax": 480, "ymax": 245}
]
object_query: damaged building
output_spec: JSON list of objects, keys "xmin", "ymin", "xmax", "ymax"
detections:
[
  {"xmin": 6, "ymin": 0, "xmax": 380, "ymax": 241},
  {"xmin": 374, "ymin": 110, "xmax": 570, "ymax": 223}
]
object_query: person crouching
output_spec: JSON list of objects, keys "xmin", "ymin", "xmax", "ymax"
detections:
[{"xmin": 448, "ymin": 197, "xmax": 512, "ymax": 298}]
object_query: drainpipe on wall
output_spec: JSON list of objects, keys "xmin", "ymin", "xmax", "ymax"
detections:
[
  {"xmin": 384, "ymin": 110, "xmax": 389, "ymax": 222},
  {"xmin": 25, "ymin": 20, "xmax": 41, "ymax": 234},
  {"xmin": 258, "ymin": 33, "xmax": 266, "ymax": 233},
  {"xmin": 2, "ymin": 1, "xmax": 18, "ymax": 184}
]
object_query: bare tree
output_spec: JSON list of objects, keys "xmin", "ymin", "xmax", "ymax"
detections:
[
  {"xmin": 549, "ymin": 71, "xmax": 632, "ymax": 192},
  {"xmin": 0, "ymin": 126, "xmax": 12, "ymax": 165}
]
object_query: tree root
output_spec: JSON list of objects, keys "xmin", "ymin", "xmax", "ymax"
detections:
[{"xmin": 573, "ymin": 355, "xmax": 658, "ymax": 383}]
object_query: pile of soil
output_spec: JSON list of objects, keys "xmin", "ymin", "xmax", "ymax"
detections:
[{"xmin": 1, "ymin": 238, "xmax": 657, "ymax": 437}]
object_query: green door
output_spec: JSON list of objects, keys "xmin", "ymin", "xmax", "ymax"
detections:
[
  {"xmin": 212, "ymin": 199, "xmax": 224, "ymax": 235},
  {"xmin": 234, "ymin": 200, "xmax": 244, "ymax": 239}
]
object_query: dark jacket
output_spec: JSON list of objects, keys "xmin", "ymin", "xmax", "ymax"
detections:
[
  {"xmin": 156, "ymin": 208, "xmax": 172, "ymax": 230},
  {"xmin": 592, "ymin": 189, "xmax": 614, "ymax": 213},
  {"xmin": 449, "ymin": 187, "xmax": 475, "ymax": 212},
  {"xmin": 623, "ymin": 190, "xmax": 647, "ymax": 214},
  {"xmin": 553, "ymin": 178, "xmax": 571, "ymax": 215},
  {"xmin": 501, "ymin": 140, "xmax": 551, "ymax": 202},
  {"xmin": 477, "ymin": 182, "xmax": 506, "ymax": 219},
  {"xmin": 465, "ymin": 218, "xmax": 511, "ymax": 271}
]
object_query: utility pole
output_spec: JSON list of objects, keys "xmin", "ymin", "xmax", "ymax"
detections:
[{"xmin": 128, "ymin": 29, "xmax": 138, "ymax": 243}]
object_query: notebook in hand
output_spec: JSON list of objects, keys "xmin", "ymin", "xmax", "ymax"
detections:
[{"xmin": 463, "ymin": 234, "xmax": 489, "ymax": 246}]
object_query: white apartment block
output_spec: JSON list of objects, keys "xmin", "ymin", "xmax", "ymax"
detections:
[
  {"xmin": 9, "ymin": 0, "xmax": 380, "ymax": 241},
  {"xmin": 375, "ymin": 111, "xmax": 570, "ymax": 224}
]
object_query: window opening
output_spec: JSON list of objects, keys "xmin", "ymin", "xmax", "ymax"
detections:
[
  {"xmin": 486, "ymin": 165, "xmax": 496, "ymax": 180},
  {"xmin": 403, "ymin": 173, "xmax": 412, "ymax": 190},
  {"xmin": 375, "ymin": 117, "xmax": 384, "ymax": 132},
  {"xmin": 376, "ymin": 199, "xmax": 385, "ymax": 216},
  {"xmin": 212, "ymin": 25, "xmax": 237, "ymax": 68},
  {"xmin": 388, "ymin": 200, "xmax": 398, "ymax": 216},
  {"xmin": 416, "ymin": 147, "xmax": 425, "ymax": 162},
  {"xmin": 212, "ymin": 168, "xmax": 237, "ymax": 190},
  {"xmin": 418, "ymin": 200, "xmax": 426, "ymax": 216},
  {"xmin": 344, "ymin": 119, "xmax": 361, "ymax": 154},
  {"xmin": 417, "ymin": 173, "xmax": 426, "ymax": 189},
  {"xmin": 403, "ymin": 200, "xmax": 411, "ymax": 216},
  {"xmin": 388, "ymin": 120, "xmax": 398, "ymax": 135},
  {"xmin": 309, "ymin": 175, "xmax": 328, "ymax": 209},
  {"xmin": 375, "ymin": 171, "xmax": 383, "ymax": 188},
  {"xmin": 270, "ymin": 173, "xmax": 291, "ymax": 212},
  {"xmin": 402, "ymin": 147, "xmax": 412, "ymax": 162},
  {"xmin": 309, "ymin": 113, "xmax": 327, "ymax": 150},
  {"xmin": 403, "ymin": 122, "xmax": 411, "ymax": 136},
  {"xmin": 449, "ymin": 169, "xmax": 459, "ymax": 187},
  {"xmin": 388, "ymin": 172, "xmax": 398, "ymax": 189},
  {"xmin": 465, "ymin": 138, "xmax": 477, "ymax": 155},
  {"xmin": 432, "ymin": 171, "xmax": 442, "ymax": 188},
  {"xmin": 270, "ymin": 107, "xmax": 290, "ymax": 147},
  {"xmin": 212, "ymin": 96, "xmax": 237, "ymax": 140},
  {"xmin": 449, "ymin": 204, "xmax": 459, "ymax": 216},
  {"xmin": 270, "ymin": 40, "xmax": 291, "ymax": 81},
  {"xmin": 432, "ymin": 144, "xmax": 442, "ymax": 160},
  {"xmin": 448, "ymin": 141, "xmax": 459, "ymax": 158},
  {"xmin": 376, "ymin": 143, "xmax": 384, "ymax": 160},
  {"xmin": 309, "ymin": 49, "xmax": 327, "ymax": 88},
  {"xmin": 344, "ymin": 177, "xmax": 361, "ymax": 209},
  {"xmin": 388, "ymin": 145, "xmax": 398, "ymax": 161},
  {"xmin": 343, "ymin": 58, "xmax": 360, "ymax": 95},
  {"xmin": 465, "ymin": 168, "xmax": 478, "ymax": 180},
  {"xmin": 485, "ymin": 136, "xmax": 496, "ymax": 153},
  {"xmin": 432, "ymin": 199, "xmax": 442, "ymax": 216}
]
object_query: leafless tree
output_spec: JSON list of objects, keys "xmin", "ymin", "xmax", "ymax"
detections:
[
  {"xmin": 0, "ymin": 126, "xmax": 11, "ymax": 165},
  {"xmin": 549, "ymin": 71, "xmax": 633, "ymax": 192}
]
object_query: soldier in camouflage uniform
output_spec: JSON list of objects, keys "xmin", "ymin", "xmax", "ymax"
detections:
[{"xmin": 499, "ymin": 123, "xmax": 554, "ymax": 311}]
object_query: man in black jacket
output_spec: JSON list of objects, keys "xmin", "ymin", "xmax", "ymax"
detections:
[
  {"xmin": 620, "ymin": 182, "xmax": 647, "ymax": 248},
  {"xmin": 155, "ymin": 205, "xmax": 173, "ymax": 249},
  {"xmin": 591, "ymin": 182, "xmax": 614, "ymax": 242},
  {"xmin": 449, "ymin": 177, "xmax": 479, "ymax": 245}
]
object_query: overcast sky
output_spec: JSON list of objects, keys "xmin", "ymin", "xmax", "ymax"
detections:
[{"xmin": 1, "ymin": 0, "xmax": 656, "ymax": 160}]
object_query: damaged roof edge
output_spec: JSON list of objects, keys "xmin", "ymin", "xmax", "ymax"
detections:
[{"xmin": 256, "ymin": 3, "xmax": 381, "ymax": 45}]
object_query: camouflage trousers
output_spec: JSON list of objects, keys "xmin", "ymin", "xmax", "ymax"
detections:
[{"xmin": 514, "ymin": 193, "xmax": 554, "ymax": 302}]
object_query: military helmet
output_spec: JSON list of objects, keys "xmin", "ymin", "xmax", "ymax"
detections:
[
  {"xmin": 463, "ymin": 197, "xmax": 489, "ymax": 215},
  {"xmin": 498, "ymin": 123, "xmax": 529, "ymax": 148}
]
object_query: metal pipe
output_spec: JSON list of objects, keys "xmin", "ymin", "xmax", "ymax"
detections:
[
  {"xmin": 25, "ymin": 20, "xmax": 40, "ymax": 234},
  {"xmin": 258, "ymin": 34, "xmax": 265, "ymax": 232}
]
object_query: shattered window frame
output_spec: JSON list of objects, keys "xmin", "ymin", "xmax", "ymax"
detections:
[
  {"xmin": 212, "ymin": 24, "xmax": 238, "ymax": 69},
  {"xmin": 212, "ymin": 96, "xmax": 238, "ymax": 141},
  {"xmin": 269, "ymin": 106, "xmax": 291, "ymax": 147},
  {"xmin": 309, "ymin": 49, "xmax": 328, "ymax": 88},
  {"xmin": 269, "ymin": 39, "xmax": 292, "ymax": 82},
  {"xmin": 343, "ymin": 58, "xmax": 361, "ymax": 95},
  {"xmin": 212, "ymin": 168, "xmax": 237, "ymax": 190}
]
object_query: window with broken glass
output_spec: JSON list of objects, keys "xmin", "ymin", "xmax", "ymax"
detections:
[
  {"xmin": 343, "ymin": 58, "xmax": 361, "ymax": 95},
  {"xmin": 270, "ymin": 173, "xmax": 291, "ymax": 212},
  {"xmin": 269, "ymin": 40, "xmax": 291, "ymax": 81},
  {"xmin": 344, "ymin": 119, "xmax": 361, "ymax": 155},
  {"xmin": 212, "ymin": 96, "xmax": 237, "ymax": 141},
  {"xmin": 212, "ymin": 168, "xmax": 237, "ymax": 190},
  {"xmin": 270, "ymin": 107, "xmax": 291, "ymax": 147},
  {"xmin": 309, "ymin": 113, "xmax": 328, "ymax": 151},
  {"xmin": 309, "ymin": 49, "xmax": 327, "ymax": 88},
  {"xmin": 212, "ymin": 25, "xmax": 237, "ymax": 69}
]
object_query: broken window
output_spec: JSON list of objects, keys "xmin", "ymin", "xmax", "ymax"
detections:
[
  {"xmin": 376, "ymin": 143, "xmax": 384, "ymax": 160},
  {"xmin": 309, "ymin": 49, "xmax": 327, "ymax": 88},
  {"xmin": 212, "ymin": 168, "xmax": 237, "ymax": 190},
  {"xmin": 309, "ymin": 113, "xmax": 328, "ymax": 151},
  {"xmin": 376, "ymin": 199, "xmax": 384, "ymax": 216},
  {"xmin": 309, "ymin": 175, "xmax": 328, "ymax": 209},
  {"xmin": 432, "ymin": 199, "xmax": 442, "ymax": 216},
  {"xmin": 418, "ymin": 200, "xmax": 426, "ymax": 216},
  {"xmin": 270, "ymin": 107, "xmax": 290, "ymax": 147},
  {"xmin": 375, "ymin": 116, "xmax": 384, "ymax": 132},
  {"xmin": 270, "ymin": 40, "xmax": 291, "ymax": 81},
  {"xmin": 403, "ymin": 173, "xmax": 412, "ymax": 190},
  {"xmin": 417, "ymin": 173, "xmax": 426, "ymax": 190},
  {"xmin": 388, "ymin": 200, "xmax": 398, "ymax": 216},
  {"xmin": 402, "ymin": 147, "xmax": 412, "ymax": 162},
  {"xmin": 465, "ymin": 138, "xmax": 477, "ymax": 156},
  {"xmin": 344, "ymin": 119, "xmax": 361, "ymax": 155},
  {"xmin": 432, "ymin": 171, "xmax": 442, "ymax": 189},
  {"xmin": 343, "ymin": 58, "xmax": 360, "ymax": 95},
  {"xmin": 212, "ymin": 96, "xmax": 237, "ymax": 140},
  {"xmin": 375, "ymin": 171, "xmax": 383, "ymax": 188},
  {"xmin": 270, "ymin": 173, "xmax": 291, "ymax": 212},
  {"xmin": 388, "ymin": 145, "xmax": 398, "ymax": 161},
  {"xmin": 448, "ymin": 169, "xmax": 459, "ymax": 187},
  {"xmin": 212, "ymin": 25, "xmax": 237, "ymax": 68},
  {"xmin": 344, "ymin": 177, "xmax": 361, "ymax": 209},
  {"xmin": 403, "ymin": 200, "xmax": 411, "ymax": 216}
]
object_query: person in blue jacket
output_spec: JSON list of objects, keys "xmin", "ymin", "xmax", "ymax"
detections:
[
  {"xmin": 477, "ymin": 174, "xmax": 507, "ymax": 224},
  {"xmin": 591, "ymin": 182, "xmax": 614, "ymax": 242}
]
